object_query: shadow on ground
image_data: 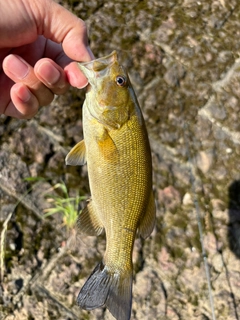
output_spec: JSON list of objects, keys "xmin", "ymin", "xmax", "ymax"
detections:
[{"xmin": 228, "ymin": 180, "xmax": 240, "ymax": 259}]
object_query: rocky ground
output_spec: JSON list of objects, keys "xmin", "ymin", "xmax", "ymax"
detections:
[{"xmin": 1, "ymin": 0, "xmax": 240, "ymax": 319}]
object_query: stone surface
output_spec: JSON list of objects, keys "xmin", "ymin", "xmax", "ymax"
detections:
[{"xmin": 1, "ymin": 0, "xmax": 240, "ymax": 319}]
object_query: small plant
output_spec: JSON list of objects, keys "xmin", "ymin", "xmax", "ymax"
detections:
[
  {"xmin": 44, "ymin": 182, "xmax": 86, "ymax": 231},
  {"xmin": 25, "ymin": 177, "xmax": 86, "ymax": 231}
]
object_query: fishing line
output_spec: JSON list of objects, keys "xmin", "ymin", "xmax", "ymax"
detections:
[{"xmin": 183, "ymin": 123, "xmax": 216, "ymax": 320}]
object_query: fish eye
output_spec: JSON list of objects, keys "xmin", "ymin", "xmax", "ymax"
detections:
[{"xmin": 115, "ymin": 75, "xmax": 127, "ymax": 87}]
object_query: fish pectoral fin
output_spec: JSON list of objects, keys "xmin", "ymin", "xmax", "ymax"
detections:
[
  {"xmin": 97, "ymin": 129, "xmax": 119, "ymax": 162},
  {"xmin": 138, "ymin": 191, "xmax": 156, "ymax": 239},
  {"xmin": 77, "ymin": 201, "xmax": 104, "ymax": 236},
  {"xmin": 65, "ymin": 140, "xmax": 87, "ymax": 166}
]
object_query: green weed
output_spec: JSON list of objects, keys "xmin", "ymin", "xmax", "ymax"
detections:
[{"xmin": 43, "ymin": 181, "xmax": 86, "ymax": 231}]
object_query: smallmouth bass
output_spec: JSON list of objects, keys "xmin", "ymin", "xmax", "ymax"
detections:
[{"xmin": 66, "ymin": 51, "xmax": 156, "ymax": 320}]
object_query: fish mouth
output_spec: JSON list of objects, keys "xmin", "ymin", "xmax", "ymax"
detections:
[
  {"xmin": 78, "ymin": 51, "xmax": 118, "ymax": 85},
  {"xmin": 79, "ymin": 51, "xmax": 118, "ymax": 72}
]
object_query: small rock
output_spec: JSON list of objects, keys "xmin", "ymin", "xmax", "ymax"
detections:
[
  {"xmin": 158, "ymin": 186, "xmax": 181, "ymax": 210},
  {"xmin": 163, "ymin": 63, "xmax": 186, "ymax": 87},
  {"xmin": 182, "ymin": 192, "xmax": 193, "ymax": 206},
  {"xmin": 196, "ymin": 150, "xmax": 214, "ymax": 174},
  {"xmin": 212, "ymin": 253, "xmax": 223, "ymax": 273}
]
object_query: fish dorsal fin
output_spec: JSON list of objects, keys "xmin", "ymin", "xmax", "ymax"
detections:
[
  {"xmin": 65, "ymin": 140, "xmax": 87, "ymax": 166},
  {"xmin": 138, "ymin": 191, "xmax": 156, "ymax": 239},
  {"xmin": 77, "ymin": 201, "xmax": 104, "ymax": 236},
  {"xmin": 97, "ymin": 130, "xmax": 119, "ymax": 162}
]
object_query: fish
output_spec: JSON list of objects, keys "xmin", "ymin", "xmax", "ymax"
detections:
[{"xmin": 65, "ymin": 51, "xmax": 156, "ymax": 320}]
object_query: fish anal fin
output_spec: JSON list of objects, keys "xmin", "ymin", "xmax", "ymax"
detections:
[
  {"xmin": 138, "ymin": 191, "xmax": 156, "ymax": 239},
  {"xmin": 97, "ymin": 130, "xmax": 119, "ymax": 162},
  {"xmin": 65, "ymin": 140, "xmax": 87, "ymax": 166},
  {"xmin": 77, "ymin": 261, "xmax": 132, "ymax": 320},
  {"xmin": 77, "ymin": 201, "xmax": 104, "ymax": 236}
]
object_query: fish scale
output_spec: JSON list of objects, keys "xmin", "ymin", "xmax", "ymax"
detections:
[{"xmin": 66, "ymin": 51, "xmax": 156, "ymax": 320}]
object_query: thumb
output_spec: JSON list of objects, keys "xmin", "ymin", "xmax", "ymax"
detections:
[{"xmin": 37, "ymin": 0, "xmax": 94, "ymax": 61}]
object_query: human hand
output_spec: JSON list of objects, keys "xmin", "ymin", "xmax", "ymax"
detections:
[{"xmin": 0, "ymin": 0, "xmax": 94, "ymax": 119}]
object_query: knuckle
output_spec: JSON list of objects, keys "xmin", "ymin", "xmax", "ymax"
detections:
[{"xmin": 30, "ymin": 83, "xmax": 54, "ymax": 106}]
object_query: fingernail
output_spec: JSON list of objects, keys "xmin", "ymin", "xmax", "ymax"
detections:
[
  {"xmin": 78, "ymin": 81, "xmax": 89, "ymax": 89},
  {"xmin": 68, "ymin": 71, "xmax": 88, "ymax": 89},
  {"xmin": 87, "ymin": 46, "xmax": 95, "ymax": 60},
  {"xmin": 19, "ymin": 87, "xmax": 31, "ymax": 103},
  {"xmin": 37, "ymin": 62, "xmax": 61, "ymax": 85},
  {"xmin": 13, "ymin": 84, "xmax": 32, "ymax": 103},
  {"xmin": 7, "ymin": 55, "xmax": 29, "ymax": 79}
]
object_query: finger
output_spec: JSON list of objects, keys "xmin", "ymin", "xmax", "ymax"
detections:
[
  {"xmin": 4, "ymin": 83, "xmax": 39, "ymax": 119},
  {"xmin": 0, "ymin": 71, "xmax": 13, "ymax": 115},
  {"xmin": 64, "ymin": 62, "xmax": 89, "ymax": 88},
  {"xmin": 3, "ymin": 54, "xmax": 54, "ymax": 106},
  {"xmin": 34, "ymin": 58, "xmax": 70, "ymax": 95},
  {"xmin": 35, "ymin": 57, "xmax": 88, "ymax": 91},
  {"xmin": 43, "ymin": 39, "xmax": 89, "ymax": 88}
]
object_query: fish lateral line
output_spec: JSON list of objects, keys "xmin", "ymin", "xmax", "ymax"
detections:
[{"xmin": 123, "ymin": 227, "xmax": 135, "ymax": 234}]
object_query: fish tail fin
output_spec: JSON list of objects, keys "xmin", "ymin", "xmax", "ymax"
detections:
[{"xmin": 77, "ymin": 261, "xmax": 132, "ymax": 320}]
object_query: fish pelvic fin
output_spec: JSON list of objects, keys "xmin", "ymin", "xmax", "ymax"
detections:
[
  {"xmin": 65, "ymin": 140, "xmax": 87, "ymax": 166},
  {"xmin": 138, "ymin": 191, "xmax": 156, "ymax": 239},
  {"xmin": 77, "ymin": 201, "xmax": 104, "ymax": 236},
  {"xmin": 77, "ymin": 261, "xmax": 132, "ymax": 320}
]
